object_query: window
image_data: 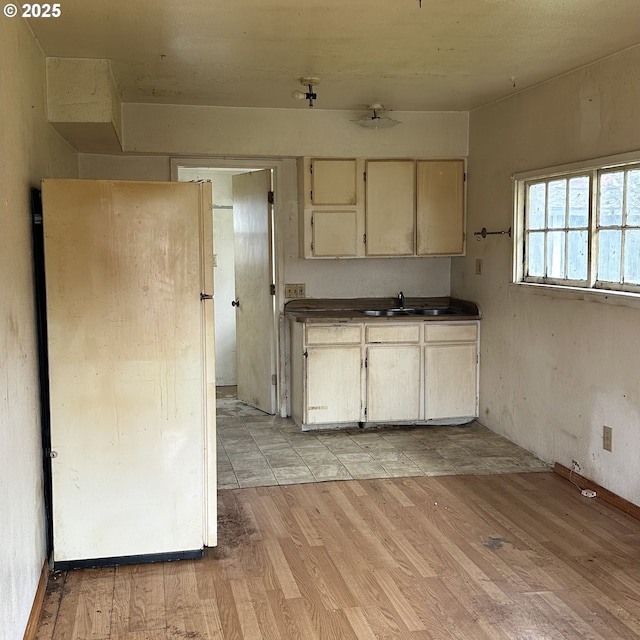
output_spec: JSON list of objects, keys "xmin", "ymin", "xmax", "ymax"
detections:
[{"xmin": 516, "ymin": 154, "xmax": 640, "ymax": 294}]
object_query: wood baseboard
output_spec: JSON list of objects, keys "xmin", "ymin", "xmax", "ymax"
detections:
[
  {"xmin": 554, "ymin": 462, "xmax": 640, "ymax": 521},
  {"xmin": 23, "ymin": 560, "xmax": 48, "ymax": 640}
]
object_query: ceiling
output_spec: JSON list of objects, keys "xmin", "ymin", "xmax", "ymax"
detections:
[{"xmin": 28, "ymin": 0, "xmax": 640, "ymax": 113}]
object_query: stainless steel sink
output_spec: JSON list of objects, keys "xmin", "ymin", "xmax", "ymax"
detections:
[
  {"xmin": 411, "ymin": 308, "xmax": 456, "ymax": 316},
  {"xmin": 361, "ymin": 307, "xmax": 458, "ymax": 317},
  {"xmin": 361, "ymin": 308, "xmax": 416, "ymax": 316}
]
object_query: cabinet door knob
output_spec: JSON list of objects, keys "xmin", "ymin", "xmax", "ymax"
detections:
[{"xmin": 232, "ymin": 299, "xmax": 240, "ymax": 307}]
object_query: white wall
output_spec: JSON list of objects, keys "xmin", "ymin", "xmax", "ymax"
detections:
[
  {"xmin": 452, "ymin": 46, "xmax": 640, "ymax": 506},
  {"xmin": 0, "ymin": 19, "xmax": 78, "ymax": 639}
]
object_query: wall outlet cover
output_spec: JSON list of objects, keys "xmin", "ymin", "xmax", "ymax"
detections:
[
  {"xmin": 603, "ymin": 425, "xmax": 613, "ymax": 451},
  {"xmin": 285, "ymin": 284, "xmax": 298, "ymax": 298}
]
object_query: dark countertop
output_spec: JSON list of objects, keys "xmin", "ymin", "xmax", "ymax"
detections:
[{"xmin": 284, "ymin": 297, "xmax": 481, "ymax": 323}]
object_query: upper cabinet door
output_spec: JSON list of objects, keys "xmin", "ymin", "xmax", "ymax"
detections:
[
  {"xmin": 365, "ymin": 160, "xmax": 416, "ymax": 256},
  {"xmin": 312, "ymin": 209, "xmax": 360, "ymax": 257},
  {"xmin": 416, "ymin": 160, "xmax": 465, "ymax": 256},
  {"xmin": 301, "ymin": 158, "xmax": 364, "ymax": 258},
  {"xmin": 311, "ymin": 159, "xmax": 357, "ymax": 205}
]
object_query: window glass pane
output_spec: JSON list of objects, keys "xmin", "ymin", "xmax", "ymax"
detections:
[
  {"xmin": 548, "ymin": 180, "xmax": 567, "ymax": 229},
  {"xmin": 627, "ymin": 169, "xmax": 640, "ymax": 227},
  {"xmin": 527, "ymin": 183, "xmax": 546, "ymax": 230},
  {"xmin": 623, "ymin": 229, "xmax": 640, "ymax": 284},
  {"xmin": 567, "ymin": 230, "xmax": 588, "ymax": 280},
  {"xmin": 546, "ymin": 231, "xmax": 565, "ymax": 278},
  {"xmin": 598, "ymin": 229, "xmax": 622, "ymax": 282},
  {"xmin": 568, "ymin": 176, "xmax": 589, "ymax": 228},
  {"xmin": 521, "ymin": 163, "xmax": 640, "ymax": 291},
  {"xmin": 527, "ymin": 232, "xmax": 545, "ymax": 277},
  {"xmin": 599, "ymin": 171, "xmax": 624, "ymax": 227}
]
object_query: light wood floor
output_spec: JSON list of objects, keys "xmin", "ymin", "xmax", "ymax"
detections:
[{"xmin": 36, "ymin": 472, "xmax": 640, "ymax": 639}]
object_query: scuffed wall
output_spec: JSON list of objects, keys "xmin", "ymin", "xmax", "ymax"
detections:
[
  {"xmin": 0, "ymin": 19, "xmax": 77, "ymax": 638},
  {"xmin": 452, "ymin": 46, "xmax": 640, "ymax": 506}
]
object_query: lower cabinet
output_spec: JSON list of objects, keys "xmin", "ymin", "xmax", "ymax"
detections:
[
  {"xmin": 306, "ymin": 346, "xmax": 362, "ymax": 424},
  {"xmin": 366, "ymin": 345, "xmax": 421, "ymax": 422},
  {"xmin": 290, "ymin": 320, "xmax": 479, "ymax": 428},
  {"xmin": 424, "ymin": 343, "xmax": 478, "ymax": 419},
  {"xmin": 424, "ymin": 323, "xmax": 479, "ymax": 420},
  {"xmin": 365, "ymin": 323, "xmax": 422, "ymax": 422}
]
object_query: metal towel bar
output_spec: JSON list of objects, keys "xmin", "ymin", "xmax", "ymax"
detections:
[{"xmin": 474, "ymin": 227, "xmax": 512, "ymax": 240}]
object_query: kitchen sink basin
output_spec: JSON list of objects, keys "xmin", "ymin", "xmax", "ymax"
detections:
[
  {"xmin": 361, "ymin": 308, "xmax": 416, "ymax": 316},
  {"xmin": 361, "ymin": 307, "xmax": 457, "ymax": 317},
  {"xmin": 411, "ymin": 308, "xmax": 456, "ymax": 316}
]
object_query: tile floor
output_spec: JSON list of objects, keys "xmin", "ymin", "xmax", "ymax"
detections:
[{"xmin": 216, "ymin": 387, "xmax": 549, "ymax": 490}]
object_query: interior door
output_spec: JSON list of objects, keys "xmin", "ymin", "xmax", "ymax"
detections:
[
  {"xmin": 232, "ymin": 170, "xmax": 276, "ymax": 414},
  {"xmin": 42, "ymin": 179, "xmax": 215, "ymax": 564}
]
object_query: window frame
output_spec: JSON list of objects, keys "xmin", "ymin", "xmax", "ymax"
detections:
[{"xmin": 513, "ymin": 151, "xmax": 640, "ymax": 296}]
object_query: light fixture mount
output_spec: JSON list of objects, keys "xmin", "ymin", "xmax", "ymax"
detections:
[{"xmin": 291, "ymin": 77, "xmax": 320, "ymax": 108}]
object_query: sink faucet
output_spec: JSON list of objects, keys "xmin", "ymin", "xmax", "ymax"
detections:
[{"xmin": 398, "ymin": 291, "xmax": 405, "ymax": 308}]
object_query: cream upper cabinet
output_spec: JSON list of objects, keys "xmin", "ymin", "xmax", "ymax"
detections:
[
  {"xmin": 299, "ymin": 158, "xmax": 365, "ymax": 258},
  {"xmin": 417, "ymin": 160, "xmax": 465, "ymax": 256},
  {"xmin": 311, "ymin": 209, "xmax": 359, "ymax": 257},
  {"xmin": 299, "ymin": 157, "xmax": 465, "ymax": 259},
  {"xmin": 311, "ymin": 159, "xmax": 357, "ymax": 205},
  {"xmin": 365, "ymin": 160, "xmax": 416, "ymax": 256}
]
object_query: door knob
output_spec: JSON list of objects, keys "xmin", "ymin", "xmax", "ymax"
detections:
[{"xmin": 232, "ymin": 299, "xmax": 240, "ymax": 307}]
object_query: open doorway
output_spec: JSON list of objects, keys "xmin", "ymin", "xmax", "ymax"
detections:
[{"xmin": 175, "ymin": 163, "xmax": 278, "ymax": 415}]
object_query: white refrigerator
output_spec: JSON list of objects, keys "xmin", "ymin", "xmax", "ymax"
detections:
[{"xmin": 41, "ymin": 179, "xmax": 216, "ymax": 568}]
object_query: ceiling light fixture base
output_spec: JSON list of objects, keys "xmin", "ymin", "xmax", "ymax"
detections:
[
  {"xmin": 291, "ymin": 77, "xmax": 320, "ymax": 108},
  {"xmin": 353, "ymin": 104, "xmax": 401, "ymax": 129}
]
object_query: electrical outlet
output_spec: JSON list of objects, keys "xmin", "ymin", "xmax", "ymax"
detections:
[
  {"xmin": 571, "ymin": 459, "xmax": 581, "ymax": 472},
  {"xmin": 285, "ymin": 284, "xmax": 306, "ymax": 298},
  {"xmin": 603, "ymin": 425, "xmax": 613, "ymax": 451},
  {"xmin": 475, "ymin": 258, "xmax": 483, "ymax": 275}
]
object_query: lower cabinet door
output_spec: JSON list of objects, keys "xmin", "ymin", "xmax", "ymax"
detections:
[
  {"xmin": 425, "ymin": 343, "xmax": 478, "ymax": 419},
  {"xmin": 305, "ymin": 346, "xmax": 362, "ymax": 424},
  {"xmin": 366, "ymin": 345, "xmax": 421, "ymax": 422}
]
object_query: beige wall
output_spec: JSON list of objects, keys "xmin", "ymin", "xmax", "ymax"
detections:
[
  {"xmin": 122, "ymin": 103, "xmax": 468, "ymax": 159},
  {"xmin": 80, "ymin": 153, "xmax": 171, "ymax": 181},
  {"xmin": 81, "ymin": 106, "xmax": 468, "ymax": 299},
  {"xmin": 452, "ymin": 46, "xmax": 640, "ymax": 506},
  {"xmin": 0, "ymin": 19, "xmax": 78, "ymax": 638}
]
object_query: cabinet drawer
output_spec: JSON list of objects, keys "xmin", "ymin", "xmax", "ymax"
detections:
[
  {"xmin": 306, "ymin": 324, "xmax": 362, "ymax": 345},
  {"xmin": 366, "ymin": 324, "xmax": 420, "ymax": 344},
  {"xmin": 425, "ymin": 323, "xmax": 478, "ymax": 343}
]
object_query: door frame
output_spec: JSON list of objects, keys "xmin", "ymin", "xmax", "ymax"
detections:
[{"xmin": 170, "ymin": 157, "xmax": 286, "ymax": 417}]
